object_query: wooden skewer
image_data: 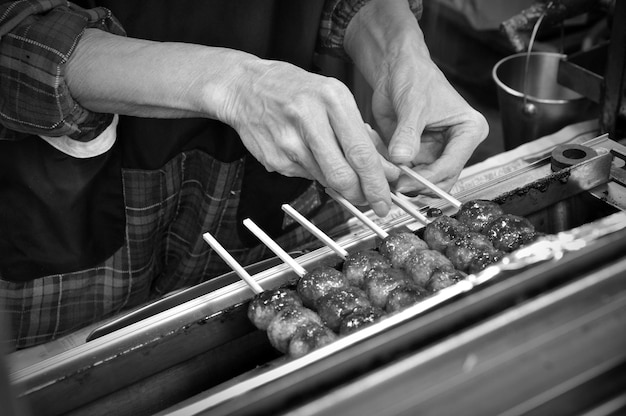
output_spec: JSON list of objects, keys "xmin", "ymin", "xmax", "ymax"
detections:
[
  {"xmin": 202, "ymin": 231, "xmax": 264, "ymax": 294},
  {"xmin": 243, "ymin": 218, "xmax": 308, "ymax": 278},
  {"xmin": 281, "ymin": 204, "xmax": 348, "ymax": 259},
  {"xmin": 390, "ymin": 192, "xmax": 430, "ymax": 225},
  {"xmin": 325, "ymin": 188, "xmax": 389, "ymax": 239},
  {"xmin": 399, "ymin": 165, "xmax": 462, "ymax": 209}
]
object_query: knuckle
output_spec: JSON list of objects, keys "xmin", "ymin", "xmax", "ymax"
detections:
[
  {"xmin": 325, "ymin": 165, "xmax": 359, "ymax": 192},
  {"xmin": 345, "ymin": 143, "xmax": 379, "ymax": 168},
  {"xmin": 320, "ymin": 77, "xmax": 350, "ymax": 101}
]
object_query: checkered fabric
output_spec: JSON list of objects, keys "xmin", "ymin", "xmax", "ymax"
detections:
[
  {"xmin": 0, "ymin": 150, "xmax": 350, "ymax": 350},
  {"xmin": 0, "ymin": 0, "xmax": 422, "ymax": 349}
]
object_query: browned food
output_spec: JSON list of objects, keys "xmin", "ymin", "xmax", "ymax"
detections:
[
  {"xmin": 267, "ymin": 305, "xmax": 323, "ymax": 353},
  {"xmin": 423, "ymin": 215, "xmax": 470, "ymax": 252},
  {"xmin": 468, "ymin": 250, "xmax": 505, "ymax": 274},
  {"xmin": 483, "ymin": 214, "xmax": 536, "ymax": 252},
  {"xmin": 315, "ymin": 287, "xmax": 371, "ymax": 331},
  {"xmin": 445, "ymin": 232, "xmax": 499, "ymax": 273},
  {"xmin": 247, "ymin": 288, "xmax": 303, "ymax": 330},
  {"xmin": 342, "ymin": 249, "xmax": 391, "ymax": 288},
  {"xmin": 363, "ymin": 267, "xmax": 412, "ymax": 309},
  {"xmin": 428, "ymin": 268, "xmax": 466, "ymax": 291},
  {"xmin": 297, "ymin": 266, "xmax": 350, "ymax": 308},
  {"xmin": 339, "ymin": 306, "xmax": 385, "ymax": 335},
  {"xmin": 385, "ymin": 283, "xmax": 429, "ymax": 313},
  {"xmin": 404, "ymin": 249, "xmax": 455, "ymax": 286},
  {"xmin": 455, "ymin": 199, "xmax": 505, "ymax": 233},
  {"xmin": 379, "ymin": 230, "xmax": 428, "ymax": 269},
  {"xmin": 288, "ymin": 322, "xmax": 338, "ymax": 358}
]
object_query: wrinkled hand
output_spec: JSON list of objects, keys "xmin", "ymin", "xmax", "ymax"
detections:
[
  {"xmin": 345, "ymin": 0, "xmax": 489, "ymax": 196},
  {"xmin": 222, "ymin": 58, "xmax": 400, "ymax": 216}
]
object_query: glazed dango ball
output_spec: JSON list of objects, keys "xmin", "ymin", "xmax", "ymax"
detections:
[
  {"xmin": 423, "ymin": 215, "xmax": 469, "ymax": 253},
  {"xmin": 297, "ymin": 266, "xmax": 350, "ymax": 308},
  {"xmin": 315, "ymin": 287, "xmax": 371, "ymax": 332},
  {"xmin": 483, "ymin": 214, "xmax": 536, "ymax": 252},
  {"xmin": 267, "ymin": 305, "xmax": 322, "ymax": 354},
  {"xmin": 342, "ymin": 249, "xmax": 391, "ymax": 288},
  {"xmin": 456, "ymin": 200, "xmax": 505, "ymax": 233},
  {"xmin": 379, "ymin": 230, "xmax": 429, "ymax": 269},
  {"xmin": 288, "ymin": 323, "xmax": 338, "ymax": 358},
  {"xmin": 247, "ymin": 288, "xmax": 303, "ymax": 330}
]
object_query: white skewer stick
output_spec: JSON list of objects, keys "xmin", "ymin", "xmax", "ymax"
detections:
[
  {"xmin": 281, "ymin": 204, "xmax": 348, "ymax": 259},
  {"xmin": 325, "ymin": 188, "xmax": 388, "ymax": 239},
  {"xmin": 390, "ymin": 192, "xmax": 430, "ymax": 225},
  {"xmin": 243, "ymin": 218, "xmax": 308, "ymax": 278},
  {"xmin": 202, "ymin": 231, "xmax": 264, "ymax": 294},
  {"xmin": 399, "ymin": 165, "xmax": 462, "ymax": 209}
]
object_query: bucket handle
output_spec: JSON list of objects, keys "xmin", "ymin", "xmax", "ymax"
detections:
[{"xmin": 522, "ymin": 8, "xmax": 548, "ymax": 116}]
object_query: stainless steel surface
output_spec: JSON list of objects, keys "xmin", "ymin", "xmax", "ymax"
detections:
[
  {"xmin": 86, "ymin": 252, "xmax": 305, "ymax": 341},
  {"xmin": 8, "ymin": 134, "xmax": 626, "ymax": 416}
]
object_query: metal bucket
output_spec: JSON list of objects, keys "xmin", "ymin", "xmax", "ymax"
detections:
[{"xmin": 492, "ymin": 52, "xmax": 596, "ymax": 150}]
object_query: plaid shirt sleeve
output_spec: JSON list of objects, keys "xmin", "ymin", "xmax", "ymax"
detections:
[
  {"xmin": 319, "ymin": 0, "xmax": 423, "ymax": 59},
  {"xmin": 0, "ymin": 0, "xmax": 125, "ymax": 142}
]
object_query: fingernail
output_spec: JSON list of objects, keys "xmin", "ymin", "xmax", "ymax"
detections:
[
  {"xmin": 390, "ymin": 145, "xmax": 412, "ymax": 160},
  {"xmin": 372, "ymin": 201, "xmax": 390, "ymax": 217}
]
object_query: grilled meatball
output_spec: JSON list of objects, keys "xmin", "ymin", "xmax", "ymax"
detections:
[
  {"xmin": 468, "ymin": 250, "xmax": 505, "ymax": 274},
  {"xmin": 342, "ymin": 249, "xmax": 391, "ymax": 288},
  {"xmin": 339, "ymin": 306, "xmax": 385, "ymax": 335},
  {"xmin": 297, "ymin": 266, "xmax": 350, "ymax": 308},
  {"xmin": 315, "ymin": 287, "xmax": 371, "ymax": 331},
  {"xmin": 385, "ymin": 284, "xmax": 429, "ymax": 313},
  {"xmin": 267, "ymin": 305, "xmax": 322, "ymax": 354},
  {"xmin": 445, "ymin": 232, "xmax": 499, "ymax": 272},
  {"xmin": 428, "ymin": 268, "xmax": 466, "ymax": 291},
  {"xmin": 379, "ymin": 230, "xmax": 429, "ymax": 269},
  {"xmin": 364, "ymin": 267, "xmax": 412, "ymax": 309},
  {"xmin": 423, "ymin": 215, "xmax": 470, "ymax": 252},
  {"xmin": 483, "ymin": 214, "xmax": 536, "ymax": 252},
  {"xmin": 456, "ymin": 199, "xmax": 505, "ymax": 233},
  {"xmin": 404, "ymin": 249, "xmax": 455, "ymax": 286},
  {"xmin": 247, "ymin": 288, "xmax": 303, "ymax": 330},
  {"xmin": 288, "ymin": 323, "xmax": 338, "ymax": 358}
]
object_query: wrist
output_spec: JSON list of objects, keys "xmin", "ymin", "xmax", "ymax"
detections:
[{"xmin": 344, "ymin": 0, "xmax": 428, "ymax": 86}]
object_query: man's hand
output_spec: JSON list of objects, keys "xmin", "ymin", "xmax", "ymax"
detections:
[
  {"xmin": 222, "ymin": 59, "xmax": 400, "ymax": 216},
  {"xmin": 344, "ymin": 0, "xmax": 489, "ymax": 195},
  {"xmin": 67, "ymin": 29, "xmax": 400, "ymax": 216}
]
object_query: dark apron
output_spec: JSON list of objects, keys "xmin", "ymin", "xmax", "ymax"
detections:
[{"xmin": 0, "ymin": 0, "xmax": 325, "ymax": 281}]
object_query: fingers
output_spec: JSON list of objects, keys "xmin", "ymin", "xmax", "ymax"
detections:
[
  {"xmin": 364, "ymin": 124, "xmax": 401, "ymax": 183},
  {"xmin": 320, "ymin": 84, "xmax": 396, "ymax": 216},
  {"xmin": 386, "ymin": 86, "xmax": 425, "ymax": 166},
  {"xmin": 395, "ymin": 113, "xmax": 489, "ymax": 194}
]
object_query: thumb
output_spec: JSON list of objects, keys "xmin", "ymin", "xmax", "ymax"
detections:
[{"xmin": 388, "ymin": 105, "xmax": 424, "ymax": 165}]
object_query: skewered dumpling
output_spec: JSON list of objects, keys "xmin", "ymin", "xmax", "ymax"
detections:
[
  {"xmin": 423, "ymin": 215, "xmax": 470, "ymax": 252},
  {"xmin": 342, "ymin": 249, "xmax": 391, "ymax": 288},
  {"xmin": 404, "ymin": 249, "xmax": 455, "ymax": 287},
  {"xmin": 288, "ymin": 323, "xmax": 338, "ymax": 358},
  {"xmin": 363, "ymin": 267, "xmax": 412, "ymax": 309},
  {"xmin": 297, "ymin": 266, "xmax": 350, "ymax": 308},
  {"xmin": 445, "ymin": 232, "xmax": 500, "ymax": 273},
  {"xmin": 315, "ymin": 287, "xmax": 371, "ymax": 332},
  {"xmin": 427, "ymin": 268, "xmax": 466, "ymax": 291},
  {"xmin": 483, "ymin": 214, "xmax": 536, "ymax": 252},
  {"xmin": 247, "ymin": 288, "xmax": 303, "ymax": 330},
  {"xmin": 385, "ymin": 283, "xmax": 428, "ymax": 313},
  {"xmin": 267, "ymin": 305, "xmax": 323, "ymax": 353},
  {"xmin": 339, "ymin": 305, "xmax": 385, "ymax": 335},
  {"xmin": 379, "ymin": 230, "xmax": 428, "ymax": 269},
  {"xmin": 456, "ymin": 199, "xmax": 505, "ymax": 233}
]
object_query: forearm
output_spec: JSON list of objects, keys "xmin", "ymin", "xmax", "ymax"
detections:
[
  {"xmin": 66, "ymin": 29, "xmax": 261, "ymax": 123},
  {"xmin": 343, "ymin": 0, "xmax": 430, "ymax": 88}
]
